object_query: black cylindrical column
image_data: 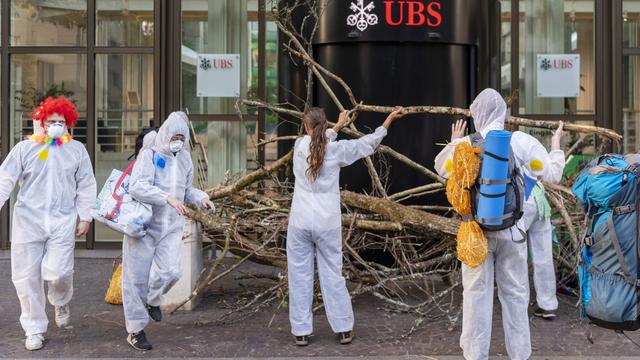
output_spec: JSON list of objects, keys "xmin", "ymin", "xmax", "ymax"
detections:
[{"xmin": 279, "ymin": 0, "xmax": 499, "ymax": 203}]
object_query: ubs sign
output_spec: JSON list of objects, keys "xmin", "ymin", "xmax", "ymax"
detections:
[
  {"xmin": 346, "ymin": 0, "xmax": 443, "ymax": 32},
  {"xmin": 317, "ymin": 0, "xmax": 486, "ymax": 46},
  {"xmin": 536, "ymin": 54, "xmax": 581, "ymax": 98}
]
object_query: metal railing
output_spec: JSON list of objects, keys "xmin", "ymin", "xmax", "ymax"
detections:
[{"xmin": 95, "ymin": 109, "xmax": 154, "ymax": 153}]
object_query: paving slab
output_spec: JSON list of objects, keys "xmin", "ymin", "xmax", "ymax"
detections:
[{"xmin": 2, "ymin": 258, "xmax": 640, "ymax": 358}]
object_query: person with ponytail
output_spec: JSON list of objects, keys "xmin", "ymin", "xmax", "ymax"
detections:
[{"xmin": 287, "ymin": 107, "xmax": 404, "ymax": 346}]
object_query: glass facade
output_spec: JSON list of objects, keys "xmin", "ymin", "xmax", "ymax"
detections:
[
  {"xmin": 0, "ymin": 0, "xmax": 634, "ymax": 248},
  {"xmin": 518, "ymin": 0, "xmax": 595, "ymax": 116},
  {"xmin": 11, "ymin": 0, "xmax": 88, "ymax": 47},
  {"xmin": 623, "ymin": 0, "xmax": 640, "ymax": 153},
  {"xmin": 95, "ymin": 53, "xmax": 154, "ymax": 242},
  {"xmin": 96, "ymin": 0, "xmax": 154, "ymax": 47},
  {"xmin": 500, "ymin": 0, "xmax": 600, "ymax": 153},
  {"xmin": 181, "ymin": 0, "xmax": 248, "ymax": 185},
  {"xmin": 624, "ymin": 0, "xmax": 640, "ymax": 48},
  {"xmin": 0, "ymin": 0, "xmax": 273, "ymax": 248},
  {"xmin": 10, "ymin": 54, "xmax": 88, "ymax": 145},
  {"xmin": 500, "ymin": 1, "xmax": 512, "ymax": 100}
]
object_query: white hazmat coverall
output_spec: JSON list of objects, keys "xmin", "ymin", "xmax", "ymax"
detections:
[
  {"xmin": 122, "ymin": 112, "xmax": 208, "ymax": 334},
  {"xmin": 434, "ymin": 88, "xmax": 562, "ymax": 360},
  {"xmin": 519, "ymin": 140, "xmax": 565, "ymax": 312},
  {"xmin": 287, "ymin": 126, "xmax": 388, "ymax": 336},
  {"xmin": 0, "ymin": 136, "xmax": 96, "ymax": 336}
]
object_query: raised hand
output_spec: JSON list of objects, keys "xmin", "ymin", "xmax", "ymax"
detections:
[
  {"xmin": 451, "ymin": 119, "xmax": 467, "ymax": 142},
  {"xmin": 551, "ymin": 121, "xmax": 565, "ymax": 151},
  {"xmin": 382, "ymin": 107, "xmax": 405, "ymax": 129}
]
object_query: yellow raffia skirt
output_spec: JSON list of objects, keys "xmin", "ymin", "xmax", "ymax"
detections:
[
  {"xmin": 104, "ymin": 263, "xmax": 123, "ymax": 305},
  {"xmin": 445, "ymin": 141, "xmax": 488, "ymax": 268}
]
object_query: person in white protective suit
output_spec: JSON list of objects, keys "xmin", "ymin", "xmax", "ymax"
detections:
[
  {"xmin": 434, "ymin": 88, "xmax": 565, "ymax": 360},
  {"xmin": 133, "ymin": 127, "xmax": 158, "ymax": 160},
  {"xmin": 141, "ymin": 130, "xmax": 157, "ymax": 152},
  {"xmin": 121, "ymin": 111, "xmax": 214, "ymax": 351},
  {"xmin": 522, "ymin": 122, "xmax": 566, "ymax": 319},
  {"xmin": 0, "ymin": 96, "xmax": 97, "ymax": 351},
  {"xmin": 287, "ymin": 107, "xmax": 404, "ymax": 346}
]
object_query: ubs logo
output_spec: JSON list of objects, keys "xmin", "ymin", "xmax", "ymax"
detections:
[
  {"xmin": 347, "ymin": 0, "xmax": 379, "ymax": 31},
  {"xmin": 540, "ymin": 57, "xmax": 575, "ymax": 71},
  {"xmin": 199, "ymin": 57, "xmax": 212, "ymax": 71},
  {"xmin": 199, "ymin": 57, "xmax": 234, "ymax": 71},
  {"xmin": 347, "ymin": 1, "xmax": 443, "ymax": 32}
]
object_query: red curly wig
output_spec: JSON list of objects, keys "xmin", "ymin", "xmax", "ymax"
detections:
[{"xmin": 33, "ymin": 96, "xmax": 79, "ymax": 128}]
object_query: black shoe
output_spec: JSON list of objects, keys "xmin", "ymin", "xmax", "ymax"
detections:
[
  {"xmin": 127, "ymin": 331, "xmax": 152, "ymax": 351},
  {"xmin": 534, "ymin": 306, "xmax": 557, "ymax": 320},
  {"xmin": 338, "ymin": 331, "xmax": 353, "ymax": 344},
  {"xmin": 147, "ymin": 305, "xmax": 162, "ymax": 322},
  {"xmin": 294, "ymin": 335, "xmax": 310, "ymax": 346}
]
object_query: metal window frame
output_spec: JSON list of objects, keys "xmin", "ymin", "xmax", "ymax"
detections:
[
  {"xmin": 506, "ymin": 0, "xmax": 623, "ymax": 152},
  {"xmin": 509, "ymin": 0, "xmax": 602, "ymax": 120},
  {"xmin": 1, "ymin": 0, "xmax": 9, "ymax": 250},
  {"xmin": 620, "ymin": 0, "xmax": 640, "ymax": 152},
  {"xmin": 0, "ymin": 0, "xmax": 270, "ymax": 250},
  {"xmin": 171, "ymin": 0, "xmax": 267, "ymax": 166},
  {"xmin": 0, "ymin": 0, "xmax": 159, "ymax": 250}
]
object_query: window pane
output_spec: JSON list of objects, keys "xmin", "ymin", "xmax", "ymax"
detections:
[
  {"xmin": 519, "ymin": 0, "xmax": 595, "ymax": 115},
  {"xmin": 624, "ymin": 56, "xmax": 640, "ymax": 153},
  {"xmin": 11, "ymin": 0, "xmax": 87, "ymax": 46},
  {"xmin": 624, "ymin": 0, "xmax": 640, "ymax": 48},
  {"xmin": 96, "ymin": 0, "xmax": 154, "ymax": 47},
  {"xmin": 500, "ymin": 1, "xmax": 512, "ymax": 100},
  {"xmin": 191, "ymin": 120, "xmax": 250, "ymax": 186},
  {"xmin": 249, "ymin": 20, "xmax": 280, "ymax": 166},
  {"xmin": 10, "ymin": 54, "xmax": 87, "ymax": 146},
  {"xmin": 95, "ymin": 54, "xmax": 154, "ymax": 242},
  {"xmin": 9, "ymin": 54, "xmax": 87, "ymax": 242},
  {"xmin": 265, "ymin": 21, "xmax": 279, "ymax": 166},
  {"xmin": 181, "ymin": 0, "xmax": 249, "ymax": 186},
  {"xmin": 181, "ymin": 0, "xmax": 251, "ymax": 115}
]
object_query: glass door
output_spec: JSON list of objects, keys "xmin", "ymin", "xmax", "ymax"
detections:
[
  {"xmin": 94, "ymin": 0, "xmax": 156, "ymax": 243},
  {"xmin": 623, "ymin": 0, "xmax": 640, "ymax": 153}
]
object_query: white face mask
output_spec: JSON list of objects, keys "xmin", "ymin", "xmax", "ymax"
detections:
[
  {"xmin": 169, "ymin": 140, "xmax": 184, "ymax": 153},
  {"xmin": 47, "ymin": 123, "xmax": 66, "ymax": 139}
]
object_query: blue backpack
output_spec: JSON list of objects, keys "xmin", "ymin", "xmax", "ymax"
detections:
[
  {"xmin": 573, "ymin": 154, "xmax": 640, "ymax": 331},
  {"xmin": 469, "ymin": 132, "xmax": 525, "ymax": 233}
]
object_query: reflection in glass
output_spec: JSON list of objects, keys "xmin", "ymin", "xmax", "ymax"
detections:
[
  {"xmin": 624, "ymin": 0, "xmax": 640, "ymax": 48},
  {"xmin": 249, "ymin": 21, "xmax": 279, "ymax": 165},
  {"xmin": 624, "ymin": 0, "xmax": 640, "ymax": 49},
  {"xmin": 11, "ymin": 0, "xmax": 87, "ymax": 46},
  {"xmin": 500, "ymin": 1, "xmax": 511, "ymax": 100},
  {"xmin": 10, "ymin": 54, "xmax": 87, "ymax": 146},
  {"xmin": 96, "ymin": 0, "xmax": 154, "ymax": 47},
  {"xmin": 519, "ymin": 0, "xmax": 595, "ymax": 115},
  {"xmin": 9, "ymin": 54, "xmax": 87, "ymax": 242},
  {"xmin": 623, "ymin": 56, "xmax": 640, "ymax": 153},
  {"xmin": 181, "ymin": 0, "xmax": 248, "ymax": 185},
  {"xmin": 181, "ymin": 0, "xmax": 250, "ymax": 115},
  {"xmin": 95, "ymin": 54, "xmax": 154, "ymax": 242}
]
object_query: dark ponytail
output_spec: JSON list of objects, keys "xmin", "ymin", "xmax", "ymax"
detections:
[
  {"xmin": 303, "ymin": 108, "xmax": 328, "ymax": 182},
  {"xmin": 129, "ymin": 126, "xmax": 159, "ymax": 160}
]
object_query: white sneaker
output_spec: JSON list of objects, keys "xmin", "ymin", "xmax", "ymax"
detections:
[
  {"xmin": 25, "ymin": 334, "xmax": 45, "ymax": 351},
  {"xmin": 55, "ymin": 304, "xmax": 71, "ymax": 328}
]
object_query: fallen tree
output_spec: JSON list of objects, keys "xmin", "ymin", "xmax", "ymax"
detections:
[{"xmin": 175, "ymin": 0, "xmax": 613, "ymax": 334}]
